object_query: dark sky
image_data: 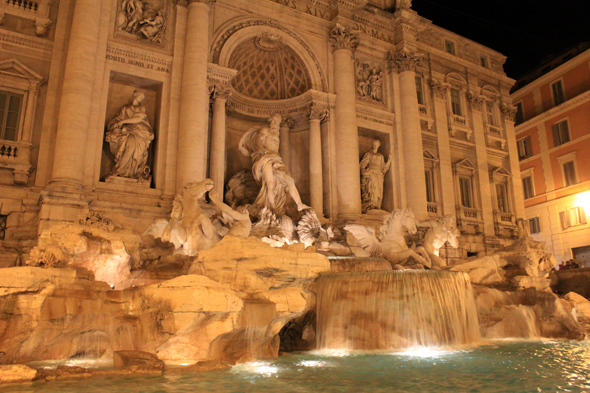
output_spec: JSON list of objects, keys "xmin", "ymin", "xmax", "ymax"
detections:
[{"xmin": 411, "ymin": 0, "xmax": 590, "ymax": 79}]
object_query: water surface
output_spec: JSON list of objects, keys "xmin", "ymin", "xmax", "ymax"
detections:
[{"xmin": 5, "ymin": 340, "xmax": 590, "ymax": 393}]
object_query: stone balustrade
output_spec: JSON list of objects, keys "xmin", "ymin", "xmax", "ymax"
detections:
[
  {"xmin": 0, "ymin": 0, "xmax": 52, "ymax": 35},
  {"xmin": 0, "ymin": 139, "xmax": 33, "ymax": 184}
]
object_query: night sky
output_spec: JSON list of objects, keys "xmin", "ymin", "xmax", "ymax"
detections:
[{"xmin": 411, "ymin": 0, "xmax": 590, "ymax": 80}]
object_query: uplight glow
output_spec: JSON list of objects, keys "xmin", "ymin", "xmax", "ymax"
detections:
[{"xmin": 574, "ymin": 191, "xmax": 590, "ymax": 212}]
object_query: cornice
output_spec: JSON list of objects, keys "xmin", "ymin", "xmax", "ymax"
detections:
[{"xmin": 515, "ymin": 90, "xmax": 590, "ymax": 134}]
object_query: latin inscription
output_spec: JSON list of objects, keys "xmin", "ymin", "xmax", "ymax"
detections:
[
  {"xmin": 106, "ymin": 54, "xmax": 170, "ymax": 73},
  {"xmin": 353, "ymin": 22, "xmax": 395, "ymax": 44},
  {"xmin": 268, "ymin": 0, "xmax": 331, "ymax": 20}
]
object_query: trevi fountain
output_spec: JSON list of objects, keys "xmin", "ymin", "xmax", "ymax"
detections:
[{"xmin": 0, "ymin": 0, "xmax": 589, "ymax": 391}]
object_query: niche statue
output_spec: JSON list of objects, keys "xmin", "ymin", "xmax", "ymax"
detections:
[
  {"xmin": 360, "ymin": 139, "xmax": 391, "ymax": 213},
  {"xmin": 105, "ymin": 90, "xmax": 154, "ymax": 183}
]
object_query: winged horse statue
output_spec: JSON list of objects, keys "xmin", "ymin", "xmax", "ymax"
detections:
[{"xmin": 345, "ymin": 208, "xmax": 431, "ymax": 268}]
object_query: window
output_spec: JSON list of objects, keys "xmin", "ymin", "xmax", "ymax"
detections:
[
  {"xmin": 485, "ymin": 100, "xmax": 497, "ymax": 126},
  {"xmin": 425, "ymin": 169, "xmax": 434, "ymax": 202},
  {"xmin": 480, "ymin": 55, "xmax": 488, "ymax": 68},
  {"xmin": 563, "ymin": 161, "xmax": 577, "ymax": 186},
  {"xmin": 459, "ymin": 176, "xmax": 473, "ymax": 208},
  {"xmin": 0, "ymin": 214, "xmax": 6, "ymax": 240},
  {"xmin": 522, "ymin": 176, "xmax": 534, "ymax": 199},
  {"xmin": 450, "ymin": 88, "xmax": 463, "ymax": 116},
  {"xmin": 445, "ymin": 40, "xmax": 456, "ymax": 55},
  {"xmin": 415, "ymin": 76, "xmax": 424, "ymax": 105},
  {"xmin": 561, "ymin": 207, "xmax": 587, "ymax": 229},
  {"xmin": 496, "ymin": 183, "xmax": 508, "ymax": 213},
  {"xmin": 517, "ymin": 137, "xmax": 532, "ymax": 160},
  {"xmin": 528, "ymin": 217, "xmax": 541, "ymax": 234},
  {"xmin": 552, "ymin": 120, "xmax": 570, "ymax": 146},
  {"xmin": 551, "ymin": 80, "xmax": 565, "ymax": 106},
  {"xmin": 515, "ymin": 102, "xmax": 524, "ymax": 125},
  {"xmin": 0, "ymin": 91, "xmax": 23, "ymax": 141}
]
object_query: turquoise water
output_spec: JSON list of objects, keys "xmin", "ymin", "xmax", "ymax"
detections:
[{"xmin": 5, "ymin": 341, "xmax": 590, "ymax": 393}]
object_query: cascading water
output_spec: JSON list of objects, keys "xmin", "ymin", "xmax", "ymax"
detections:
[{"xmin": 316, "ymin": 270, "xmax": 481, "ymax": 350}]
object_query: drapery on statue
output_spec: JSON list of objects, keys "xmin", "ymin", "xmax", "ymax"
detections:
[
  {"xmin": 105, "ymin": 90, "xmax": 154, "ymax": 182},
  {"xmin": 239, "ymin": 114, "xmax": 309, "ymax": 217},
  {"xmin": 360, "ymin": 139, "xmax": 391, "ymax": 213},
  {"xmin": 418, "ymin": 215, "xmax": 460, "ymax": 267}
]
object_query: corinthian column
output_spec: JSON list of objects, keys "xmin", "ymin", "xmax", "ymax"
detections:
[
  {"xmin": 209, "ymin": 84, "xmax": 231, "ymax": 198},
  {"xmin": 49, "ymin": 0, "xmax": 102, "ymax": 189},
  {"xmin": 329, "ymin": 24, "xmax": 362, "ymax": 219},
  {"xmin": 308, "ymin": 105, "xmax": 329, "ymax": 217},
  {"xmin": 177, "ymin": 0, "xmax": 214, "ymax": 191},
  {"xmin": 280, "ymin": 116, "xmax": 295, "ymax": 170},
  {"xmin": 390, "ymin": 48, "xmax": 428, "ymax": 220}
]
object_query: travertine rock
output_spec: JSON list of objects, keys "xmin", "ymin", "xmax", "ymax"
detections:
[
  {"xmin": 498, "ymin": 238, "xmax": 556, "ymax": 278},
  {"xmin": 451, "ymin": 255, "xmax": 507, "ymax": 285},
  {"xmin": 113, "ymin": 351, "xmax": 165, "ymax": 372},
  {"xmin": 563, "ymin": 292, "xmax": 590, "ymax": 335},
  {"xmin": 0, "ymin": 365, "xmax": 37, "ymax": 384}
]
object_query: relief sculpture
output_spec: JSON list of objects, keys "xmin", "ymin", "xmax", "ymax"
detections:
[
  {"xmin": 355, "ymin": 61, "xmax": 384, "ymax": 102},
  {"xmin": 117, "ymin": 0, "xmax": 166, "ymax": 44},
  {"xmin": 105, "ymin": 90, "xmax": 154, "ymax": 183}
]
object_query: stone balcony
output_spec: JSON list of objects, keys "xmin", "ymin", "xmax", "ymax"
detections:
[
  {"xmin": 0, "ymin": 139, "xmax": 33, "ymax": 184},
  {"xmin": 493, "ymin": 210, "xmax": 518, "ymax": 238},
  {"xmin": 0, "ymin": 0, "xmax": 52, "ymax": 36},
  {"xmin": 449, "ymin": 114, "xmax": 473, "ymax": 140},
  {"xmin": 456, "ymin": 206, "xmax": 483, "ymax": 234},
  {"xmin": 427, "ymin": 202, "xmax": 441, "ymax": 217},
  {"xmin": 485, "ymin": 124, "xmax": 507, "ymax": 149}
]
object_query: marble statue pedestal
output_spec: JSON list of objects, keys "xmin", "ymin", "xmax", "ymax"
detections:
[{"xmin": 105, "ymin": 176, "xmax": 151, "ymax": 188}]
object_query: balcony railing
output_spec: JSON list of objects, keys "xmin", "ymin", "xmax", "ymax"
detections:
[
  {"xmin": 5, "ymin": 0, "xmax": 39, "ymax": 12},
  {"xmin": 427, "ymin": 202, "xmax": 440, "ymax": 215},
  {"xmin": 486, "ymin": 124, "xmax": 503, "ymax": 137},
  {"xmin": 452, "ymin": 115, "xmax": 467, "ymax": 127},
  {"xmin": 462, "ymin": 207, "xmax": 478, "ymax": 220},
  {"xmin": 0, "ymin": 139, "xmax": 33, "ymax": 184},
  {"xmin": 0, "ymin": 0, "xmax": 52, "ymax": 35},
  {"xmin": 419, "ymin": 105, "xmax": 427, "ymax": 116}
]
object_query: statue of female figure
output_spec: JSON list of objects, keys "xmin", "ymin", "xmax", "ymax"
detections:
[
  {"xmin": 360, "ymin": 139, "xmax": 391, "ymax": 213},
  {"xmin": 239, "ymin": 114, "xmax": 309, "ymax": 217},
  {"xmin": 105, "ymin": 91, "xmax": 154, "ymax": 181}
]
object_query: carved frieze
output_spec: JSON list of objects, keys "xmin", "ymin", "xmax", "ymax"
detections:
[
  {"xmin": 329, "ymin": 24, "xmax": 359, "ymax": 52},
  {"xmin": 115, "ymin": 0, "xmax": 168, "ymax": 47},
  {"xmin": 389, "ymin": 48, "xmax": 423, "ymax": 73},
  {"xmin": 355, "ymin": 59, "xmax": 384, "ymax": 103}
]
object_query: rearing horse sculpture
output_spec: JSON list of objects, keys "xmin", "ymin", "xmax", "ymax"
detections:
[{"xmin": 345, "ymin": 208, "xmax": 431, "ymax": 268}]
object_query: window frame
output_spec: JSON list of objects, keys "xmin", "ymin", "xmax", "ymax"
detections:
[
  {"xmin": 528, "ymin": 217, "xmax": 541, "ymax": 234},
  {"xmin": 484, "ymin": 99, "xmax": 499, "ymax": 127},
  {"xmin": 561, "ymin": 207, "xmax": 587, "ymax": 230},
  {"xmin": 556, "ymin": 151, "xmax": 578, "ymax": 188},
  {"xmin": 450, "ymin": 87, "xmax": 463, "ymax": 116},
  {"xmin": 521, "ymin": 167, "xmax": 535, "ymax": 200},
  {"xmin": 479, "ymin": 54, "xmax": 489, "ymax": 68},
  {"xmin": 552, "ymin": 119, "xmax": 571, "ymax": 147},
  {"xmin": 445, "ymin": 40, "xmax": 456, "ymax": 56},
  {"xmin": 0, "ymin": 90, "xmax": 24, "ymax": 142},
  {"xmin": 517, "ymin": 136, "xmax": 533, "ymax": 161},
  {"xmin": 459, "ymin": 176, "xmax": 473, "ymax": 208},
  {"xmin": 514, "ymin": 101, "xmax": 524, "ymax": 125},
  {"xmin": 415, "ymin": 75, "xmax": 425, "ymax": 106},
  {"xmin": 550, "ymin": 79, "xmax": 566, "ymax": 107}
]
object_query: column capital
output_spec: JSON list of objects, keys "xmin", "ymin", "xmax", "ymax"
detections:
[
  {"xmin": 280, "ymin": 115, "xmax": 295, "ymax": 129},
  {"xmin": 467, "ymin": 91, "xmax": 485, "ymax": 112},
  {"xmin": 429, "ymin": 79, "xmax": 450, "ymax": 100},
  {"xmin": 500, "ymin": 101, "xmax": 517, "ymax": 122},
  {"xmin": 389, "ymin": 48, "xmax": 423, "ymax": 74},
  {"xmin": 329, "ymin": 23, "xmax": 358, "ymax": 52},
  {"xmin": 308, "ymin": 105, "xmax": 330, "ymax": 123},
  {"xmin": 209, "ymin": 83, "xmax": 232, "ymax": 100}
]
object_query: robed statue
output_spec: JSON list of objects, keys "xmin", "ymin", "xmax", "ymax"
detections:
[
  {"xmin": 238, "ymin": 114, "xmax": 309, "ymax": 217},
  {"xmin": 360, "ymin": 139, "xmax": 391, "ymax": 213},
  {"xmin": 105, "ymin": 90, "xmax": 154, "ymax": 182}
]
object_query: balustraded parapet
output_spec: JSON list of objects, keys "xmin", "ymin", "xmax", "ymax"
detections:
[
  {"xmin": 493, "ymin": 210, "xmax": 518, "ymax": 238},
  {"xmin": 456, "ymin": 205, "xmax": 483, "ymax": 235},
  {"xmin": 0, "ymin": 139, "xmax": 33, "ymax": 184},
  {"xmin": 0, "ymin": 0, "xmax": 52, "ymax": 35}
]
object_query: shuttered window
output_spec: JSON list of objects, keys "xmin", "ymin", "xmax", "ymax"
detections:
[
  {"xmin": 561, "ymin": 207, "xmax": 587, "ymax": 229},
  {"xmin": 459, "ymin": 177, "xmax": 473, "ymax": 208},
  {"xmin": 517, "ymin": 137, "xmax": 532, "ymax": 160},
  {"xmin": 552, "ymin": 120, "xmax": 570, "ymax": 147},
  {"xmin": 528, "ymin": 217, "xmax": 541, "ymax": 234},
  {"xmin": 522, "ymin": 176, "xmax": 534, "ymax": 199},
  {"xmin": 563, "ymin": 161, "xmax": 577, "ymax": 186},
  {"xmin": 551, "ymin": 80, "xmax": 565, "ymax": 106},
  {"xmin": 0, "ymin": 91, "xmax": 23, "ymax": 141}
]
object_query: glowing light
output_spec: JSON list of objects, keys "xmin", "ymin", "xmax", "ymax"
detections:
[
  {"xmin": 574, "ymin": 191, "xmax": 590, "ymax": 212},
  {"xmin": 296, "ymin": 360, "xmax": 332, "ymax": 368},
  {"xmin": 396, "ymin": 347, "xmax": 457, "ymax": 358},
  {"xmin": 232, "ymin": 362, "xmax": 279, "ymax": 376}
]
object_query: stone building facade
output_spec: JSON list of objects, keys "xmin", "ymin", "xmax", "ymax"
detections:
[
  {"xmin": 512, "ymin": 45, "xmax": 590, "ymax": 266},
  {"xmin": 0, "ymin": 0, "xmax": 523, "ymax": 261}
]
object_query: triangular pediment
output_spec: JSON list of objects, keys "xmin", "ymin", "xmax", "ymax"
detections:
[
  {"xmin": 491, "ymin": 166, "xmax": 511, "ymax": 178},
  {"xmin": 0, "ymin": 59, "xmax": 43, "ymax": 81},
  {"xmin": 454, "ymin": 158, "xmax": 477, "ymax": 170},
  {"xmin": 423, "ymin": 149, "xmax": 439, "ymax": 162}
]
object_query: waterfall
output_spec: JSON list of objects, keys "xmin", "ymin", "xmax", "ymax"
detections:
[{"xmin": 316, "ymin": 270, "xmax": 481, "ymax": 350}]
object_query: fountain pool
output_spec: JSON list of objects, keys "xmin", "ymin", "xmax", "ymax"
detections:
[{"xmin": 6, "ymin": 340, "xmax": 590, "ymax": 393}]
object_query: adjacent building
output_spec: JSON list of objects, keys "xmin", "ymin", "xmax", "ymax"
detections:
[
  {"xmin": 512, "ymin": 44, "xmax": 590, "ymax": 266},
  {"xmin": 0, "ymin": 0, "xmax": 523, "ymax": 264}
]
